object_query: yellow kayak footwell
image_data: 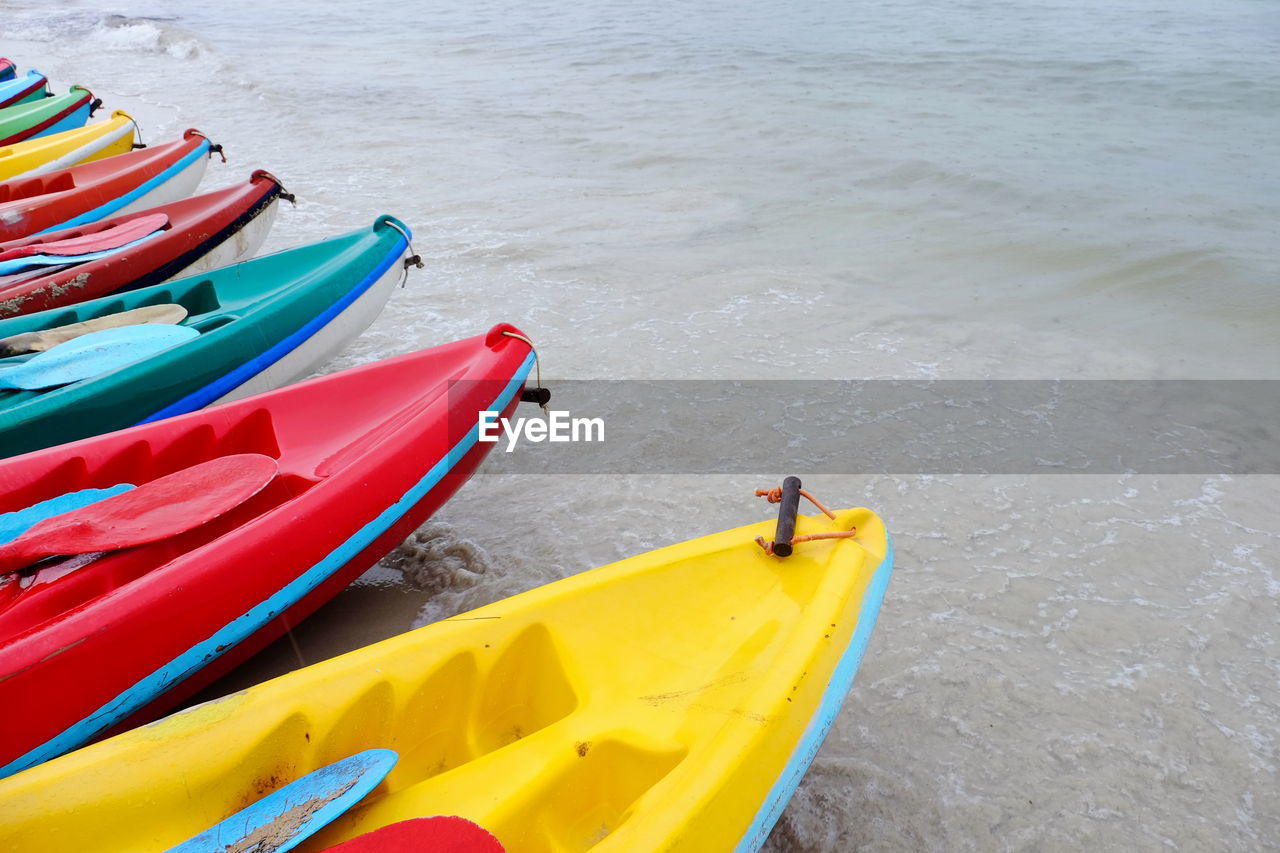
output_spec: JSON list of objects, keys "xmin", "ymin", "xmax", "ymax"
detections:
[{"xmin": 0, "ymin": 508, "xmax": 893, "ymax": 853}]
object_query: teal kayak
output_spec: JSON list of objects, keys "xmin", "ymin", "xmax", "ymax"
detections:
[{"xmin": 0, "ymin": 215, "xmax": 412, "ymax": 457}]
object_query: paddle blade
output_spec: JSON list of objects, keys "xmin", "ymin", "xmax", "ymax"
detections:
[
  {"xmin": 0, "ymin": 484, "xmax": 134, "ymax": 545},
  {"xmin": 0, "ymin": 453, "xmax": 277, "ymax": 573},
  {"xmin": 0, "ymin": 303, "xmax": 188, "ymax": 357},
  {"xmin": 168, "ymin": 749, "xmax": 397, "ymax": 853},
  {"xmin": 0, "ymin": 235, "xmax": 157, "ymax": 275},
  {"xmin": 321, "ymin": 817, "xmax": 505, "ymax": 853},
  {"xmin": 0, "ymin": 323, "xmax": 199, "ymax": 391},
  {"xmin": 0, "ymin": 213, "xmax": 169, "ymax": 262}
]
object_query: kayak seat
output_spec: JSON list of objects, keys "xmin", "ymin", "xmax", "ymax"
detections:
[
  {"xmin": 0, "ymin": 408, "xmax": 284, "ymax": 516},
  {"xmin": 0, "ymin": 171, "xmax": 75, "ymax": 203},
  {"xmin": 0, "ymin": 469, "xmax": 321, "ymax": 637},
  {"xmin": 188, "ymin": 314, "xmax": 237, "ymax": 334},
  {"xmin": 135, "ymin": 279, "xmax": 221, "ymax": 316},
  {"xmin": 472, "ymin": 622, "xmax": 579, "ymax": 755},
  {"xmin": 510, "ymin": 736, "xmax": 688, "ymax": 852},
  {"xmin": 289, "ymin": 620, "xmax": 688, "ymax": 852},
  {"xmin": 6, "ymin": 282, "xmax": 218, "ymax": 340}
]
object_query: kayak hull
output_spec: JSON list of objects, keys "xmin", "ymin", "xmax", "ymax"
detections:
[
  {"xmin": 0, "ymin": 87, "xmax": 95, "ymax": 147},
  {"xmin": 0, "ymin": 215, "xmax": 409, "ymax": 456},
  {"xmin": 82, "ymin": 143, "xmax": 209, "ymax": 229},
  {"xmin": 0, "ymin": 172, "xmax": 282, "ymax": 318},
  {"xmin": 0, "ymin": 71, "xmax": 48, "ymax": 111},
  {"xmin": 0, "ymin": 327, "xmax": 537, "ymax": 777},
  {"xmin": 114, "ymin": 422, "xmax": 509, "ymax": 737},
  {"xmin": 0, "ymin": 130, "xmax": 215, "ymax": 241},
  {"xmin": 209, "ymin": 240, "xmax": 403, "ymax": 406},
  {"xmin": 0, "ymin": 112, "xmax": 138, "ymax": 182},
  {"xmin": 0, "ymin": 501, "xmax": 892, "ymax": 853}
]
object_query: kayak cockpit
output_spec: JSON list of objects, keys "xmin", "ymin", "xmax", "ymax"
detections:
[
  {"xmin": 0, "ymin": 171, "xmax": 75, "ymax": 203},
  {"xmin": 0, "ymin": 407, "xmax": 327, "ymax": 638},
  {"xmin": 0, "ymin": 470, "xmax": 319, "ymax": 640}
]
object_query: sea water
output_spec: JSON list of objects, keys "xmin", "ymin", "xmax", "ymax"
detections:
[{"xmin": 2, "ymin": 0, "xmax": 1277, "ymax": 848}]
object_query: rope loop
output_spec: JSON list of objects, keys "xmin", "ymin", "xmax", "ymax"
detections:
[
  {"xmin": 382, "ymin": 219, "xmax": 424, "ymax": 286},
  {"xmin": 755, "ymin": 530, "xmax": 859, "ymax": 556},
  {"xmin": 501, "ymin": 330, "xmax": 550, "ymax": 416},
  {"xmin": 753, "ymin": 484, "xmax": 853, "ymax": 555},
  {"xmin": 126, "ymin": 115, "xmax": 145, "ymax": 149},
  {"xmin": 755, "ymin": 486, "xmax": 836, "ymax": 519}
]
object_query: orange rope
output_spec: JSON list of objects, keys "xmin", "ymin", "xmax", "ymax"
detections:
[
  {"xmin": 755, "ymin": 530, "xmax": 858, "ymax": 555},
  {"xmin": 753, "ymin": 482, "xmax": 852, "ymax": 555},
  {"xmin": 799, "ymin": 489, "xmax": 836, "ymax": 520},
  {"xmin": 754, "ymin": 486, "xmax": 837, "ymax": 520},
  {"xmin": 501, "ymin": 330, "xmax": 549, "ymax": 415},
  {"xmin": 793, "ymin": 530, "xmax": 857, "ymax": 543}
]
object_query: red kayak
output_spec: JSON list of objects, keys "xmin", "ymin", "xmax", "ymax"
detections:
[
  {"xmin": 0, "ymin": 324, "xmax": 540, "ymax": 776},
  {"xmin": 0, "ymin": 59, "xmax": 14, "ymax": 83},
  {"xmin": 0, "ymin": 130, "xmax": 221, "ymax": 242},
  {"xmin": 0, "ymin": 171, "xmax": 284, "ymax": 317}
]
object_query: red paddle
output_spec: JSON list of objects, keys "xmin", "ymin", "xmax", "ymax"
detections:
[
  {"xmin": 0, "ymin": 214, "xmax": 170, "ymax": 262},
  {"xmin": 0, "ymin": 453, "xmax": 278, "ymax": 574},
  {"xmin": 320, "ymin": 817, "xmax": 505, "ymax": 852}
]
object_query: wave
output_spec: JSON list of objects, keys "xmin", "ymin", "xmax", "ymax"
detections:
[
  {"xmin": 92, "ymin": 14, "xmax": 208, "ymax": 60},
  {"xmin": 0, "ymin": 10, "xmax": 209, "ymax": 61},
  {"xmin": 383, "ymin": 522, "xmax": 494, "ymax": 597}
]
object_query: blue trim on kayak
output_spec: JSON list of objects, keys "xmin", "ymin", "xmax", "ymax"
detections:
[
  {"xmin": 29, "ymin": 102, "xmax": 90, "ymax": 141},
  {"xmin": 135, "ymin": 229, "xmax": 408, "ymax": 425},
  {"xmin": 169, "ymin": 749, "xmax": 399, "ymax": 853},
  {"xmin": 734, "ymin": 533, "xmax": 896, "ymax": 852},
  {"xmin": 34, "ymin": 140, "xmax": 212, "ymax": 235},
  {"xmin": 0, "ymin": 349, "xmax": 537, "ymax": 778},
  {"xmin": 0, "ymin": 71, "xmax": 47, "ymax": 109}
]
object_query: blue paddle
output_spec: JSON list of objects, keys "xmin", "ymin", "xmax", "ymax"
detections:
[
  {"xmin": 0, "ymin": 324, "xmax": 198, "ymax": 391},
  {"xmin": 167, "ymin": 749, "xmax": 398, "ymax": 853},
  {"xmin": 0, "ymin": 484, "xmax": 134, "ymax": 545}
]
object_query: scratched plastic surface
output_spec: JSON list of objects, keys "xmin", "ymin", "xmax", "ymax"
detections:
[{"xmin": 168, "ymin": 749, "xmax": 398, "ymax": 853}]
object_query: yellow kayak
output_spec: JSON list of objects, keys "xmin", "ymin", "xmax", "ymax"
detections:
[
  {"xmin": 0, "ymin": 111, "xmax": 136, "ymax": 181},
  {"xmin": 0, "ymin": 505, "xmax": 893, "ymax": 853}
]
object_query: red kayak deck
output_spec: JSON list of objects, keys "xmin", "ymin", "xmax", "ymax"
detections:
[
  {"xmin": 0, "ymin": 130, "xmax": 214, "ymax": 241},
  {"xmin": 0, "ymin": 324, "xmax": 537, "ymax": 776},
  {"xmin": 0, "ymin": 171, "xmax": 282, "ymax": 317}
]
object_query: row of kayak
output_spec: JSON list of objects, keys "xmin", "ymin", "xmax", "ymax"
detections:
[{"xmin": 0, "ymin": 56, "xmax": 894, "ymax": 852}]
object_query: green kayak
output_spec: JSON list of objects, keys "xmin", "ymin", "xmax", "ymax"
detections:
[
  {"xmin": 0, "ymin": 87, "xmax": 97, "ymax": 146},
  {"xmin": 0, "ymin": 215, "xmax": 413, "ymax": 458}
]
